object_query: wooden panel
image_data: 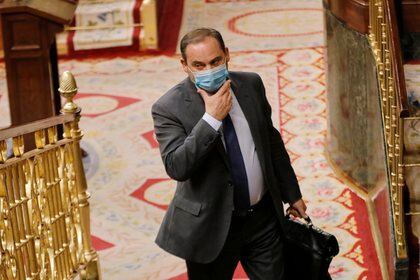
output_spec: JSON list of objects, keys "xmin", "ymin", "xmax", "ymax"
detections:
[
  {"xmin": 10, "ymin": 18, "xmax": 41, "ymax": 50},
  {"xmin": 324, "ymin": 0, "xmax": 369, "ymax": 34},
  {"xmin": 0, "ymin": 21, "xmax": 3, "ymax": 56},
  {"xmin": 0, "ymin": 0, "xmax": 77, "ymax": 24},
  {"xmin": 8, "ymin": 57, "xmax": 54, "ymax": 124},
  {"xmin": 401, "ymin": 0, "xmax": 420, "ymax": 32},
  {"xmin": 2, "ymin": 13, "xmax": 60, "ymax": 127}
]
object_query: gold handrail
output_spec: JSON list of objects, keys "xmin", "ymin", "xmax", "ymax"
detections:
[
  {"xmin": 0, "ymin": 71, "xmax": 101, "ymax": 279},
  {"xmin": 0, "ymin": 115, "xmax": 75, "ymax": 142},
  {"xmin": 368, "ymin": 0, "xmax": 409, "ymax": 259}
]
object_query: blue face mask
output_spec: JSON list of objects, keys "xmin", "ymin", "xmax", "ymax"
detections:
[{"xmin": 191, "ymin": 63, "xmax": 229, "ymax": 93}]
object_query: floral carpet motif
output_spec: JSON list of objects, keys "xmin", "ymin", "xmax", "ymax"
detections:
[{"xmin": 0, "ymin": 0, "xmax": 384, "ymax": 279}]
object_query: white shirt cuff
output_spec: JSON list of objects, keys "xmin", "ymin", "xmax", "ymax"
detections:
[{"xmin": 202, "ymin": 113, "xmax": 222, "ymax": 131}]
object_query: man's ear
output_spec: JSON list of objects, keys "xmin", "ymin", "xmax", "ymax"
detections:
[
  {"xmin": 180, "ymin": 58, "xmax": 189, "ymax": 74},
  {"xmin": 225, "ymin": 47, "xmax": 230, "ymax": 63}
]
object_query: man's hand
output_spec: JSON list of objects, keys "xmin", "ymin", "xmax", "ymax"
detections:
[
  {"xmin": 197, "ymin": 80, "xmax": 232, "ymax": 121},
  {"xmin": 288, "ymin": 198, "xmax": 308, "ymax": 218}
]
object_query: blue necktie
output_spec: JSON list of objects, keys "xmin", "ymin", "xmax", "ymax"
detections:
[{"xmin": 223, "ymin": 114, "xmax": 250, "ymax": 211}]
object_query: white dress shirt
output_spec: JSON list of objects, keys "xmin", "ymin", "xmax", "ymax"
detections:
[{"xmin": 202, "ymin": 91, "xmax": 265, "ymax": 205}]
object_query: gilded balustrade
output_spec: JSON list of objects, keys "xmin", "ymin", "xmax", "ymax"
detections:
[
  {"xmin": 0, "ymin": 71, "xmax": 101, "ymax": 279},
  {"xmin": 368, "ymin": 0, "xmax": 420, "ymax": 259}
]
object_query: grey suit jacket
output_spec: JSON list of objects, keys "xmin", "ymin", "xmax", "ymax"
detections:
[{"xmin": 151, "ymin": 71, "xmax": 302, "ymax": 263}]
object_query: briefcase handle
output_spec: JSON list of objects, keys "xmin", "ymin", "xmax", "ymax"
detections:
[{"xmin": 285, "ymin": 208, "xmax": 313, "ymax": 227}]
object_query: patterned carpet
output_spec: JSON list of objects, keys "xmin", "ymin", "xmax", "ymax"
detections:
[{"xmin": 0, "ymin": 0, "xmax": 391, "ymax": 279}]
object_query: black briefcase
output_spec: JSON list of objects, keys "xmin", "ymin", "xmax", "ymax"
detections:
[{"xmin": 284, "ymin": 215, "xmax": 339, "ymax": 280}]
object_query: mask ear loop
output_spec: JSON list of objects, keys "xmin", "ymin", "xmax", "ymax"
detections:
[{"xmin": 186, "ymin": 65, "xmax": 197, "ymax": 83}]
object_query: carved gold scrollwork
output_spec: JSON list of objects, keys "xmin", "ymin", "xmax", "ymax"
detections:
[
  {"xmin": 0, "ymin": 71, "xmax": 101, "ymax": 279},
  {"xmin": 2, "ymin": 250, "xmax": 17, "ymax": 279},
  {"xmin": 0, "ymin": 188, "xmax": 18, "ymax": 279}
]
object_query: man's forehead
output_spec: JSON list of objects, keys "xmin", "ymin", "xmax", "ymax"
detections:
[{"xmin": 185, "ymin": 37, "xmax": 224, "ymax": 61}]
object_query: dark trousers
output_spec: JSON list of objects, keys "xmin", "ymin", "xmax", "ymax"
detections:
[{"xmin": 186, "ymin": 194, "xmax": 285, "ymax": 280}]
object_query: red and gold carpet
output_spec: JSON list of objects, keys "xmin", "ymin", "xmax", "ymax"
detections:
[{"xmin": 0, "ymin": 0, "xmax": 390, "ymax": 279}]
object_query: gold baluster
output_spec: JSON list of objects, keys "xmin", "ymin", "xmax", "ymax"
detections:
[
  {"xmin": 65, "ymin": 144, "xmax": 82, "ymax": 271},
  {"xmin": 60, "ymin": 155, "xmax": 74, "ymax": 278},
  {"xmin": 37, "ymin": 155, "xmax": 55, "ymax": 279},
  {"xmin": 41, "ymin": 150, "xmax": 59, "ymax": 279},
  {"xmin": 397, "ymin": 118, "xmax": 407, "ymax": 257},
  {"xmin": 59, "ymin": 146, "xmax": 76, "ymax": 274},
  {"xmin": 35, "ymin": 130, "xmax": 47, "ymax": 150},
  {"xmin": 18, "ymin": 159, "xmax": 39, "ymax": 278},
  {"xmin": 59, "ymin": 71, "xmax": 101, "ymax": 279},
  {"xmin": 26, "ymin": 158, "xmax": 43, "ymax": 279},
  {"xmin": 12, "ymin": 136, "xmax": 24, "ymax": 158},
  {"xmin": 48, "ymin": 126, "xmax": 58, "ymax": 145},
  {"xmin": 7, "ymin": 165, "xmax": 26, "ymax": 279},
  {"xmin": 50, "ymin": 147, "xmax": 70, "ymax": 278},
  {"xmin": 0, "ymin": 140, "xmax": 7, "ymax": 163},
  {"xmin": 369, "ymin": 0, "xmax": 408, "ymax": 259},
  {"xmin": 46, "ymin": 149, "xmax": 60, "ymax": 279}
]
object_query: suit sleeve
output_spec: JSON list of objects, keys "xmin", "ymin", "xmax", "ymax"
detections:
[
  {"xmin": 151, "ymin": 101, "xmax": 220, "ymax": 181},
  {"xmin": 256, "ymin": 75, "xmax": 302, "ymax": 204}
]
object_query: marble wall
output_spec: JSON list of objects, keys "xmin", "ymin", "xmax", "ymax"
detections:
[{"xmin": 325, "ymin": 10, "xmax": 387, "ymax": 191}]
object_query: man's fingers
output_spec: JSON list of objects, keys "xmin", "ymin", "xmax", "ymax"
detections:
[
  {"xmin": 298, "ymin": 208, "xmax": 308, "ymax": 219},
  {"xmin": 297, "ymin": 203, "xmax": 308, "ymax": 218},
  {"xmin": 287, "ymin": 208, "xmax": 300, "ymax": 218},
  {"xmin": 290, "ymin": 199, "xmax": 308, "ymax": 219},
  {"xmin": 222, "ymin": 87, "xmax": 232, "ymax": 103},
  {"xmin": 215, "ymin": 80, "xmax": 231, "ymax": 96}
]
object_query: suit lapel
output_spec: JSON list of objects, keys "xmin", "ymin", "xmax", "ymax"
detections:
[{"xmin": 184, "ymin": 78, "xmax": 204, "ymax": 123}]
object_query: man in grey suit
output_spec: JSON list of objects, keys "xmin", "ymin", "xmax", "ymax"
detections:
[{"xmin": 152, "ymin": 28, "xmax": 307, "ymax": 279}]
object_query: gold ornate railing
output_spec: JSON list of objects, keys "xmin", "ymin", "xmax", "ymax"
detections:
[
  {"xmin": 0, "ymin": 71, "xmax": 101, "ymax": 279},
  {"xmin": 368, "ymin": 0, "xmax": 412, "ymax": 259}
]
